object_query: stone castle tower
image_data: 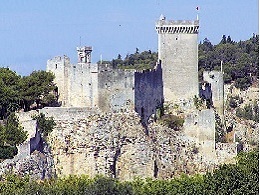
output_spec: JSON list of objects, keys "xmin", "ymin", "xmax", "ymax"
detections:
[
  {"xmin": 156, "ymin": 15, "xmax": 199, "ymax": 102},
  {"xmin": 47, "ymin": 46, "xmax": 99, "ymax": 108}
]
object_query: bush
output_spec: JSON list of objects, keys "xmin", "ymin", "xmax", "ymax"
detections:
[
  {"xmin": 33, "ymin": 113, "xmax": 56, "ymax": 137},
  {"xmin": 159, "ymin": 114, "xmax": 184, "ymax": 130},
  {"xmin": 236, "ymin": 101, "xmax": 259, "ymax": 122},
  {"xmin": 0, "ymin": 146, "xmax": 18, "ymax": 159}
]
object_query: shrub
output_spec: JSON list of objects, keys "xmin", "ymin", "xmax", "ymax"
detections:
[
  {"xmin": 0, "ymin": 146, "xmax": 18, "ymax": 159},
  {"xmin": 33, "ymin": 113, "xmax": 56, "ymax": 137},
  {"xmin": 159, "ymin": 114, "xmax": 184, "ymax": 130}
]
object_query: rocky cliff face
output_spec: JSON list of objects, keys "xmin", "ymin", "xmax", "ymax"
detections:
[
  {"xmin": 0, "ymin": 140, "xmax": 55, "ymax": 180},
  {"xmin": 224, "ymin": 84, "xmax": 259, "ymax": 150},
  {"xmin": 47, "ymin": 110, "xmax": 217, "ymax": 180}
]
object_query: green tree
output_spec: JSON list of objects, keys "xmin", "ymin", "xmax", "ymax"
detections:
[
  {"xmin": 110, "ymin": 49, "xmax": 158, "ymax": 70},
  {"xmin": 0, "ymin": 68, "xmax": 21, "ymax": 119},
  {"xmin": 204, "ymin": 150, "xmax": 259, "ymax": 194},
  {"xmin": 19, "ymin": 71, "xmax": 56, "ymax": 111},
  {"xmin": 198, "ymin": 35, "xmax": 258, "ymax": 90},
  {"xmin": 33, "ymin": 113, "xmax": 56, "ymax": 137},
  {"xmin": 226, "ymin": 35, "xmax": 232, "ymax": 44},
  {"xmin": 0, "ymin": 113, "xmax": 27, "ymax": 159},
  {"xmin": 3, "ymin": 113, "xmax": 27, "ymax": 146},
  {"xmin": 220, "ymin": 35, "xmax": 227, "ymax": 44}
]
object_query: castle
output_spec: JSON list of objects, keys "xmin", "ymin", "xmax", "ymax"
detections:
[
  {"xmin": 47, "ymin": 15, "xmax": 219, "ymax": 123},
  {"xmin": 2, "ymin": 15, "xmax": 237, "ymax": 180}
]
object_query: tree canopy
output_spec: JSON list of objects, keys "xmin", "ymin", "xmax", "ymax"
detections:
[
  {"xmin": 110, "ymin": 49, "xmax": 158, "ymax": 70},
  {"xmin": 0, "ymin": 69, "xmax": 57, "ymax": 119},
  {"xmin": 199, "ymin": 34, "xmax": 259, "ymax": 90},
  {"xmin": 0, "ymin": 113, "xmax": 28, "ymax": 159}
]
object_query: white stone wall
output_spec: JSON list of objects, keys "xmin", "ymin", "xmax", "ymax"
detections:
[
  {"xmin": 183, "ymin": 109, "xmax": 216, "ymax": 160},
  {"xmin": 98, "ymin": 66, "xmax": 135, "ymax": 112},
  {"xmin": 67, "ymin": 63, "xmax": 98, "ymax": 107},
  {"xmin": 47, "ymin": 56, "xmax": 70, "ymax": 106}
]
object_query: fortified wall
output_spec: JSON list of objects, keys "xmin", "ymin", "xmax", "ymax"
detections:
[{"xmin": 47, "ymin": 49, "xmax": 163, "ymax": 124}]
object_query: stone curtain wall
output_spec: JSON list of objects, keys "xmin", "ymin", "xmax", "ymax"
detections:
[
  {"xmin": 134, "ymin": 63, "xmax": 164, "ymax": 124},
  {"xmin": 97, "ymin": 66, "xmax": 135, "ymax": 112},
  {"xmin": 68, "ymin": 63, "xmax": 98, "ymax": 107}
]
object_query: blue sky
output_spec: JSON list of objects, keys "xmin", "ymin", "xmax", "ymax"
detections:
[{"xmin": 0, "ymin": 0, "xmax": 258, "ymax": 75}]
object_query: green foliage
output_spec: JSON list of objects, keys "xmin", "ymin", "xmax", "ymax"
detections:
[
  {"xmin": 0, "ymin": 68, "xmax": 21, "ymax": 119},
  {"xmin": 215, "ymin": 112, "xmax": 226, "ymax": 143},
  {"xmin": 0, "ymin": 68, "xmax": 57, "ymax": 118},
  {"xmin": 159, "ymin": 114, "xmax": 184, "ymax": 130},
  {"xmin": 236, "ymin": 100, "xmax": 259, "ymax": 122},
  {"xmin": 0, "ymin": 146, "xmax": 18, "ymax": 159},
  {"xmin": 204, "ymin": 150, "xmax": 259, "ymax": 195},
  {"xmin": 19, "ymin": 70, "xmax": 56, "ymax": 111},
  {"xmin": 111, "ymin": 49, "xmax": 158, "ymax": 70},
  {"xmin": 0, "ymin": 150, "xmax": 258, "ymax": 194},
  {"xmin": 228, "ymin": 95, "xmax": 243, "ymax": 109},
  {"xmin": 33, "ymin": 113, "xmax": 56, "ymax": 137},
  {"xmin": 3, "ymin": 113, "xmax": 28, "ymax": 146},
  {"xmin": 0, "ymin": 113, "xmax": 27, "ymax": 159},
  {"xmin": 198, "ymin": 35, "xmax": 259, "ymax": 90}
]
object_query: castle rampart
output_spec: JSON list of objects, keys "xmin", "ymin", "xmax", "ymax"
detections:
[
  {"xmin": 47, "ymin": 50, "xmax": 164, "ymax": 124},
  {"xmin": 134, "ymin": 63, "xmax": 163, "ymax": 124},
  {"xmin": 156, "ymin": 20, "xmax": 199, "ymax": 34},
  {"xmin": 97, "ymin": 65, "xmax": 135, "ymax": 112}
]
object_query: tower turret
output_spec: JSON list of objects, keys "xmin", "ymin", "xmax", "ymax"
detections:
[
  {"xmin": 77, "ymin": 46, "xmax": 92, "ymax": 64},
  {"xmin": 156, "ymin": 15, "xmax": 199, "ymax": 102}
]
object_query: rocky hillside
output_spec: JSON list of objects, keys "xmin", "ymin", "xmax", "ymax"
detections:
[{"xmin": 225, "ymin": 82, "xmax": 259, "ymax": 150}]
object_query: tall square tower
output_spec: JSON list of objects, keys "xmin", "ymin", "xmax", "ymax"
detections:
[{"xmin": 156, "ymin": 15, "xmax": 199, "ymax": 102}]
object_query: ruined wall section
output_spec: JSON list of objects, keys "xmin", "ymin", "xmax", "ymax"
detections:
[
  {"xmin": 134, "ymin": 63, "xmax": 163, "ymax": 123},
  {"xmin": 183, "ymin": 109, "xmax": 216, "ymax": 160},
  {"xmin": 47, "ymin": 56, "xmax": 70, "ymax": 106},
  {"xmin": 156, "ymin": 18, "xmax": 199, "ymax": 102},
  {"xmin": 203, "ymin": 71, "xmax": 224, "ymax": 118},
  {"xmin": 97, "ymin": 66, "xmax": 135, "ymax": 112}
]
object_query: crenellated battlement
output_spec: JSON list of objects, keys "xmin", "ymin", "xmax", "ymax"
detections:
[{"xmin": 156, "ymin": 20, "xmax": 199, "ymax": 34}]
